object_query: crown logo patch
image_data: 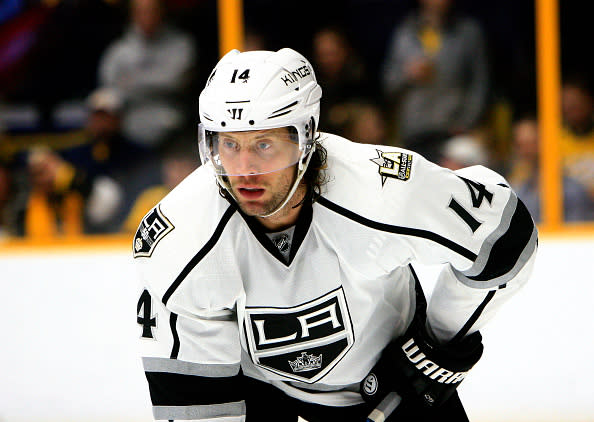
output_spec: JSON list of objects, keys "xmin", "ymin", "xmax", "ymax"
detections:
[{"xmin": 288, "ymin": 352, "xmax": 323, "ymax": 373}]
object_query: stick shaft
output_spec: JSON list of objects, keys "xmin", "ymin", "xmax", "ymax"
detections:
[{"xmin": 366, "ymin": 392, "xmax": 402, "ymax": 422}]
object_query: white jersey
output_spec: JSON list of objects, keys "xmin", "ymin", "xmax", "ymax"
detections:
[{"xmin": 133, "ymin": 133, "xmax": 537, "ymax": 421}]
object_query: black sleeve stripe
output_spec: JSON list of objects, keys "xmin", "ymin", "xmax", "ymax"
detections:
[
  {"xmin": 145, "ymin": 371, "xmax": 244, "ymax": 406},
  {"xmin": 466, "ymin": 196, "xmax": 536, "ymax": 282},
  {"xmin": 462, "ymin": 192, "xmax": 518, "ymax": 278},
  {"xmin": 170, "ymin": 313, "xmax": 180, "ymax": 359},
  {"xmin": 450, "ymin": 290, "xmax": 496, "ymax": 344},
  {"xmin": 153, "ymin": 402, "xmax": 246, "ymax": 420},
  {"xmin": 317, "ymin": 196, "xmax": 477, "ymax": 261},
  {"xmin": 409, "ymin": 264, "xmax": 428, "ymax": 317},
  {"xmin": 163, "ymin": 205, "xmax": 236, "ymax": 306}
]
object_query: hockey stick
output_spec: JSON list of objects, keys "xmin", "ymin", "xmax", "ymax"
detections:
[
  {"xmin": 297, "ymin": 392, "xmax": 401, "ymax": 422},
  {"xmin": 366, "ymin": 392, "xmax": 402, "ymax": 422}
]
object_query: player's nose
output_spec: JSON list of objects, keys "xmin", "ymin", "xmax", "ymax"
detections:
[{"xmin": 234, "ymin": 149, "xmax": 261, "ymax": 174}]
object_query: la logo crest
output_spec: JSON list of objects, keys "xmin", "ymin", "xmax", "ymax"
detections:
[
  {"xmin": 244, "ymin": 287, "xmax": 354, "ymax": 383},
  {"xmin": 133, "ymin": 205, "xmax": 174, "ymax": 258}
]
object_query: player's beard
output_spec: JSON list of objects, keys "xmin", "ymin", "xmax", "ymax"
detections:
[{"xmin": 228, "ymin": 169, "xmax": 297, "ymax": 218}]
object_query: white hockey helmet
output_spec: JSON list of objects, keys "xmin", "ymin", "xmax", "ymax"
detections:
[{"xmin": 198, "ymin": 48, "xmax": 322, "ymax": 208}]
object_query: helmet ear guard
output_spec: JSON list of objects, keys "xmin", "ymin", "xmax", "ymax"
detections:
[{"xmin": 299, "ymin": 116, "xmax": 316, "ymax": 169}]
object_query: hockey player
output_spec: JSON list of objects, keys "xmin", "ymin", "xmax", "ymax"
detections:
[{"xmin": 133, "ymin": 48, "xmax": 537, "ymax": 421}]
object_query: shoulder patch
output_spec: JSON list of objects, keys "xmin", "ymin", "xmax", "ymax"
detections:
[
  {"xmin": 370, "ymin": 149, "xmax": 413, "ymax": 186},
  {"xmin": 133, "ymin": 205, "xmax": 175, "ymax": 258}
]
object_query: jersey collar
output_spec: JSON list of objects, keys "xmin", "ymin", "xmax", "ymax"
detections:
[{"xmin": 228, "ymin": 192, "xmax": 314, "ymax": 267}]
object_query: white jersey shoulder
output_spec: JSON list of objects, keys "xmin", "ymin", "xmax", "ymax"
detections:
[
  {"xmin": 319, "ymin": 133, "xmax": 521, "ymax": 273},
  {"xmin": 132, "ymin": 164, "xmax": 236, "ymax": 304}
]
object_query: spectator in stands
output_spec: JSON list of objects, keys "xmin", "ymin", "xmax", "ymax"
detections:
[
  {"xmin": 0, "ymin": 163, "xmax": 11, "ymax": 238},
  {"xmin": 438, "ymin": 134, "xmax": 490, "ymax": 170},
  {"xmin": 20, "ymin": 87, "xmax": 155, "ymax": 237},
  {"xmin": 381, "ymin": 0, "xmax": 490, "ymax": 161},
  {"xmin": 122, "ymin": 145, "xmax": 197, "ymax": 233},
  {"xmin": 24, "ymin": 145, "xmax": 88, "ymax": 237},
  {"xmin": 79, "ymin": 87, "xmax": 151, "ymax": 232},
  {"xmin": 506, "ymin": 116, "xmax": 594, "ymax": 222},
  {"xmin": 0, "ymin": 159, "xmax": 27, "ymax": 238},
  {"xmin": 98, "ymin": 0, "xmax": 196, "ymax": 151},
  {"xmin": 560, "ymin": 74, "xmax": 594, "ymax": 200},
  {"xmin": 244, "ymin": 27, "xmax": 268, "ymax": 51},
  {"xmin": 341, "ymin": 102, "xmax": 393, "ymax": 146},
  {"xmin": 312, "ymin": 25, "xmax": 376, "ymax": 136}
]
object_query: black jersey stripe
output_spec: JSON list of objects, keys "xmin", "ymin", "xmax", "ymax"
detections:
[
  {"xmin": 316, "ymin": 196, "xmax": 477, "ymax": 261},
  {"xmin": 169, "ymin": 313, "xmax": 180, "ymax": 359},
  {"xmin": 409, "ymin": 264, "xmax": 428, "ymax": 316},
  {"xmin": 466, "ymin": 196, "xmax": 536, "ymax": 282},
  {"xmin": 162, "ymin": 205, "xmax": 236, "ymax": 306},
  {"xmin": 145, "ymin": 371, "xmax": 244, "ymax": 406},
  {"xmin": 450, "ymin": 290, "xmax": 496, "ymax": 344}
]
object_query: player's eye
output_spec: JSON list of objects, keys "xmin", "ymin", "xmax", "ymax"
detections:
[
  {"xmin": 257, "ymin": 141, "xmax": 272, "ymax": 151},
  {"xmin": 221, "ymin": 139, "xmax": 238, "ymax": 150}
]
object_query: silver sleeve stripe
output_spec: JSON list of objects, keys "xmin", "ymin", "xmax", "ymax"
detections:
[
  {"xmin": 287, "ymin": 380, "xmax": 360, "ymax": 392},
  {"xmin": 462, "ymin": 192, "xmax": 518, "ymax": 278},
  {"xmin": 143, "ymin": 357, "xmax": 240, "ymax": 377},
  {"xmin": 152, "ymin": 401, "xmax": 245, "ymax": 420},
  {"xmin": 453, "ymin": 226, "xmax": 537, "ymax": 289},
  {"xmin": 196, "ymin": 311, "xmax": 236, "ymax": 321}
]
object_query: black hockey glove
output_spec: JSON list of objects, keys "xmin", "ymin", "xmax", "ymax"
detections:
[{"xmin": 360, "ymin": 317, "xmax": 483, "ymax": 409}]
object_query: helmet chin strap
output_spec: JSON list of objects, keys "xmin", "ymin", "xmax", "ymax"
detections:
[
  {"xmin": 259, "ymin": 147, "xmax": 314, "ymax": 218},
  {"xmin": 224, "ymin": 145, "xmax": 315, "ymax": 219}
]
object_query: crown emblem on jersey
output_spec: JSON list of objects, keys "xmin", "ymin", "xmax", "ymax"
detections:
[{"xmin": 288, "ymin": 352, "xmax": 322, "ymax": 373}]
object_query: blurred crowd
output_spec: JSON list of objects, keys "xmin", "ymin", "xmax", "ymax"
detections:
[{"xmin": 0, "ymin": 0, "xmax": 593, "ymax": 239}]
